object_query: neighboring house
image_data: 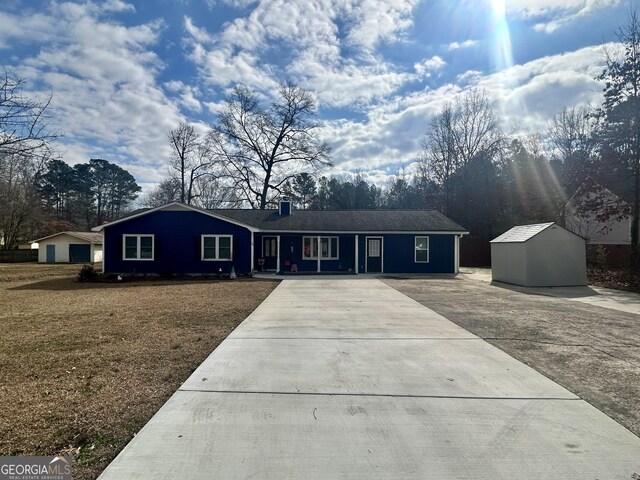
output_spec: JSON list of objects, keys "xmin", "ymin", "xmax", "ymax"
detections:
[
  {"xmin": 92, "ymin": 200, "xmax": 468, "ymax": 275},
  {"xmin": 34, "ymin": 232, "xmax": 103, "ymax": 263},
  {"xmin": 564, "ymin": 183, "xmax": 631, "ymax": 245},
  {"xmin": 491, "ymin": 222, "xmax": 587, "ymax": 287}
]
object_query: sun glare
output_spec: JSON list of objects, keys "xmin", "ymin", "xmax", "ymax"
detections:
[{"xmin": 492, "ymin": 0, "xmax": 506, "ymax": 18}]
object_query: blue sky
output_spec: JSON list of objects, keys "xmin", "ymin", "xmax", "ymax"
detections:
[{"xmin": 0, "ymin": 0, "xmax": 631, "ymax": 192}]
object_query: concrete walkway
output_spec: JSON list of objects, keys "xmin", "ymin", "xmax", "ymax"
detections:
[
  {"xmin": 461, "ymin": 267, "xmax": 640, "ymax": 315},
  {"xmin": 99, "ymin": 279, "xmax": 640, "ymax": 479}
]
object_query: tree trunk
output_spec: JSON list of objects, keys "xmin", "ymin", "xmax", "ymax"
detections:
[
  {"xmin": 181, "ymin": 157, "xmax": 186, "ymax": 203},
  {"xmin": 259, "ymin": 165, "xmax": 272, "ymax": 209}
]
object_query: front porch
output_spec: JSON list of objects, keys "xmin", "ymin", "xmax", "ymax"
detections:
[{"xmin": 253, "ymin": 233, "xmax": 381, "ymax": 275}]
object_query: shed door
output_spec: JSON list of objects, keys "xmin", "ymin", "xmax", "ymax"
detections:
[
  {"xmin": 366, "ymin": 237, "xmax": 382, "ymax": 273},
  {"xmin": 46, "ymin": 245, "xmax": 56, "ymax": 263},
  {"xmin": 69, "ymin": 244, "xmax": 90, "ymax": 263}
]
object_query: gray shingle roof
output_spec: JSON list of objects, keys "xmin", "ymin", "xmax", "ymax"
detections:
[
  {"xmin": 214, "ymin": 209, "xmax": 467, "ymax": 232},
  {"xmin": 93, "ymin": 203, "xmax": 467, "ymax": 233},
  {"xmin": 490, "ymin": 223, "xmax": 555, "ymax": 243},
  {"xmin": 33, "ymin": 231, "xmax": 103, "ymax": 243}
]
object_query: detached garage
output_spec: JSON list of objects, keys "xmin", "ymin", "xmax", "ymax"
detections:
[
  {"xmin": 490, "ymin": 222, "xmax": 587, "ymax": 287},
  {"xmin": 34, "ymin": 232, "xmax": 103, "ymax": 264}
]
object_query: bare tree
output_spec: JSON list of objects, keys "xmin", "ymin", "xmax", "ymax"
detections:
[
  {"xmin": 547, "ymin": 106, "xmax": 596, "ymax": 162},
  {"xmin": 419, "ymin": 104, "xmax": 457, "ymax": 213},
  {"xmin": 0, "ymin": 153, "xmax": 42, "ymax": 248},
  {"xmin": 208, "ymin": 82, "xmax": 331, "ymax": 209},
  {"xmin": 597, "ymin": 7, "xmax": 640, "ymax": 265},
  {"xmin": 0, "ymin": 70, "xmax": 56, "ymax": 248},
  {"xmin": 419, "ymin": 88, "xmax": 506, "ymax": 214},
  {"xmin": 169, "ymin": 123, "xmax": 199, "ymax": 204},
  {"xmin": 195, "ymin": 175, "xmax": 240, "ymax": 209},
  {"xmin": 141, "ymin": 178, "xmax": 182, "ymax": 208},
  {"xmin": 453, "ymin": 89, "xmax": 505, "ymax": 166},
  {"xmin": 1, "ymin": 69, "xmax": 56, "ymax": 159}
]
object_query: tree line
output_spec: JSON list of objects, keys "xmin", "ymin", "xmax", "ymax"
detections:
[
  {"xmin": 0, "ymin": 69, "xmax": 141, "ymax": 249},
  {"xmin": 3, "ymin": 9, "xmax": 640, "ymax": 266},
  {"xmin": 142, "ymin": 9, "xmax": 640, "ymax": 267}
]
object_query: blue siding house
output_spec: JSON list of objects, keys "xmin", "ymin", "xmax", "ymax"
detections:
[{"xmin": 93, "ymin": 200, "xmax": 467, "ymax": 275}]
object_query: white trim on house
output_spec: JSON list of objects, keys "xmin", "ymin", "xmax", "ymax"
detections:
[
  {"xmin": 354, "ymin": 234, "xmax": 359, "ymax": 274},
  {"xmin": 92, "ymin": 202, "xmax": 259, "ymax": 232},
  {"xmin": 258, "ymin": 230, "xmax": 468, "ymax": 235},
  {"xmin": 250, "ymin": 231, "xmax": 255, "ymax": 273},
  {"xmin": 302, "ymin": 236, "xmax": 339, "ymax": 260},
  {"xmin": 454, "ymin": 235, "xmax": 460, "ymax": 274},
  {"xmin": 201, "ymin": 234, "xmax": 233, "ymax": 261},
  {"xmin": 122, "ymin": 234, "xmax": 155, "ymax": 261},
  {"xmin": 414, "ymin": 236, "xmax": 430, "ymax": 263}
]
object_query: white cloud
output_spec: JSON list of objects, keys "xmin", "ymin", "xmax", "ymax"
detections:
[
  {"xmin": 3, "ymin": 1, "xmax": 186, "ymax": 188},
  {"xmin": 448, "ymin": 39, "xmax": 478, "ymax": 51},
  {"xmin": 320, "ymin": 44, "xmax": 610, "ymax": 180},
  {"xmin": 504, "ymin": 0, "xmax": 621, "ymax": 32},
  {"xmin": 341, "ymin": 0, "xmax": 420, "ymax": 50},
  {"xmin": 184, "ymin": 0, "xmax": 420, "ymax": 105},
  {"xmin": 414, "ymin": 56, "xmax": 446, "ymax": 78}
]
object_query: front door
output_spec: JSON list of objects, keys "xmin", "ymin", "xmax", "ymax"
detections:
[
  {"xmin": 262, "ymin": 236, "xmax": 278, "ymax": 271},
  {"xmin": 46, "ymin": 244, "xmax": 56, "ymax": 263},
  {"xmin": 366, "ymin": 237, "xmax": 382, "ymax": 273}
]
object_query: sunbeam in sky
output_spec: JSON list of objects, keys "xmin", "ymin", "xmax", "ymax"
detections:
[
  {"xmin": 0, "ymin": 0, "xmax": 625, "ymax": 189},
  {"xmin": 491, "ymin": 0, "xmax": 513, "ymax": 72}
]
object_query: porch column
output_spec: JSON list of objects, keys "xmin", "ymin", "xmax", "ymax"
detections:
[
  {"xmin": 454, "ymin": 234, "xmax": 460, "ymax": 274},
  {"xmin": 250, "ymin": 231, "xmax": 255, "ymax": 273},
  {"xmin": 100, "ymin": 241, "xmax": 105, "ymax": 273},
  {"xmin": 276, "ymin": 236, "xmax": 281, "ymax": 273},
  {"xmin": 317, "ymin": 235, "xmax": 321, "ymax": 273},
  {"xmin": 354, "ymin": 234, "xmax": 359, "ymax": 274}
]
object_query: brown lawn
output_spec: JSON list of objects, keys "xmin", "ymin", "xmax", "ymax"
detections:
[{"xmin": 0, "ymin": 263, "xmax": 278, "ymax": 480}]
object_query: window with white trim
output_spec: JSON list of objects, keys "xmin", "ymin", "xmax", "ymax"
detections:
[
  {"xmin": 415, "ymin": 236, "xmax": 429, "ymax": 263},
  {"xmin": 202, "ymin": 235, "xmax": 233, "ymax": 261},
  {"xmin": 123, "ymin": 235, "xmax": 154, "ymax": 260},
  {"xmin": 302, "ymin": 236, "xmax": 339, "ymax": 260}
]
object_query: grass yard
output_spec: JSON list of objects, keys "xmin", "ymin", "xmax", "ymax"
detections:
[{"xmin": 0, "ymin": 263, "xmax": 278, "ymax": 480}]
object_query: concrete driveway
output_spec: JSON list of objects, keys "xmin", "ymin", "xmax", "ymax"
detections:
[{"xmin": 98, "ymin": 279, "xmax": 640, "ymax": 479}]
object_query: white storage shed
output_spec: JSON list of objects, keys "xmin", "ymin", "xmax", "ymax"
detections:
[
  {"xmin": 490, "ymin": 222, "xmax": 587, "ymax": 287},
  {"xmin": 34, "ymin": 231, "xmax": 103, "ymax": 263}
]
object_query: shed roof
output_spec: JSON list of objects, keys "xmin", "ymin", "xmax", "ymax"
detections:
[
  {"xmin": 33, "ymin": 231, "xmax": 103, "ymax": 244},
  {"xmin": 490, "ymin": 223, "xmax": 555, "ymax": 243}
]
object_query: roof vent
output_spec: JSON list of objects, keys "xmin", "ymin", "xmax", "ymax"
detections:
[{"xmin": 279, "ymin": 197, "xmax": 292, "ymax": 216}]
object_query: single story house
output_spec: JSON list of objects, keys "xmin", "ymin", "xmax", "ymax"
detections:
[
  {"xmin": 491, "ymin": 222, "xmax": 587, "ymax": 287},
  {"xmin": 34, "ymin": 231, "xmax": 103, "ymax": 263},
  {"xmin": 564, "ymin": 182, "xmax": 631, "ymax": 245},
  {"xmin": 92, "ymin": 200, "xmax": 468, "ymax": 275}
]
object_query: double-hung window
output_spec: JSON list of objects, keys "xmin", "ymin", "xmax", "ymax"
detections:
[
  {"xmin": 302, "ymin": 236, "xmax": 339, "ymax": 260},
  {"xmin": 123, "ymin": 235, "xmax": 154, "ymax": 260},
  {"xmin": 415, "ymin": 236, "xmax": 429, "ymax": 263},
  {"xmin": 202, "ymin": 235, "xmax": 233, "ymax": 261}
]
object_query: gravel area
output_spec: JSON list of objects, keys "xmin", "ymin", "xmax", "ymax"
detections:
[{"xmin": 384, "ymin": 275, "xmax": 640, "ymax": 439}]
